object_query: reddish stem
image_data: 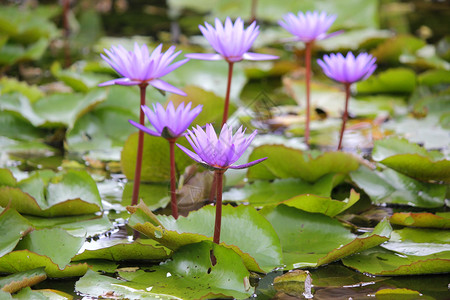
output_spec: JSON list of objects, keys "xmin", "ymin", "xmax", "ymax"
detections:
[
  {"xmin": 131, "ymin": 84, "xmax": 147, "ymax": 206},
  {"xmin": 213, "ymin": 170, "xmax": 224, "ymax": 244},
  {"xmin": 208, "ymin": 172, "xmax": 217, "ymax": 204},
  {"xmin": 221, "ymin": 62, "xmax": 234, "ymax": 127},
  {"xmin": 250, "ymin": 0, "xmax": 258, "ymax": 23},
  {"xmin": 337, "ymin": 83, "xmax": 351, "ymax": 151},
  {"xmin": 168, "ymin": 139, "xmax": 179, "ymax": 219},
  {"xmin": 304, "ymin": 42, "xmax": 312, "ymax": 146}
]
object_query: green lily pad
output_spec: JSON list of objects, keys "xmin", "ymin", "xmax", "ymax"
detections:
[
  {"xmin": 260, "ymin": 205, "xmax": 392, "ymax": 269},
  {"xmin": 350, "ymin": 165, "xmax": 446, "ymax": 208},
  {"xmin": 0, "ymin": 168, "xmax": 17, "ymax": 188},
  {"xmin": 32, "ymin": 89, "xmax": 107, "ymax": 129},
  {"xmin": 372, "ymin": 138, "xmax": 450, "ymax": 183},
  {"xmin": 128, "ymin": 201, "xmax": 283, "ymax": 273},
  {"xmin": 0, "ymin": 268, "xmax": 46, "ymax": 293},
  {"xmin": 0, "ymin": 111, "xmax": 45, "ymax": 142},
  {"xmin": 121, "ymin": 133, "xmax": 194, "ymax": 183},
  {"xmin": 0, "ymin": 209, "xmax": 33, "ymax": 257},
  {"xmin": 15, "ymin": 228, "xmax": 84, "ymax": 269},
  {"xmin": 0, "ymin": 250, "xmax": 89, "ymax": 278},
  {"xmin": 390, "ymin": 212, "xmax": 450, "ymax": 229},
  {"xmin": 0, "ymin": 170, "xmax": 103, "ymax": 217},
  {"xmin": 117, "ymin": 241, "xmax": 254, "ymax": 299},
  {"xmin": 0, "ymin": 94, "xmax": 45, "ymax": 127},
  {"xmin": 374, "ymin": 288, "xmax": 422, "ymax": 300},
  {"xmin": 283, "ymin": 189, "xmax": 360, "ymax": 217},
  {"xmin": 355, "ymin": 68, "xmax": 416, "ymax": 94},
  {"xmin": 73, "ymin": 239, "xmax": 170, "ymax": 262},
  {"xmin": 342, "ymin": 246, "xmax": 450, "ymax": 276},
  {"xmin": 51, "ymin": 64, "xmax": 112, "ymax": 93},
  {"xmin": 168, "ymin": 85, "xmax": 236, "ymax": 129},
  {"xmin": 0, "ymin": 77, "xmax": 44, "ymax": 103},
  {"xmin": 371, "ymin": 35, "xmax": 426, "ymax": 65},
  {"xmin": 122, "ymin": 182, "xmax": 170, "ymax": 210},
  {"xmin": 223, "ymin": 174, "xmax": 342, "ymax": 206},
  {"xmin": 247, "ymin": 145, "xmax": 360, "ymax": 182},
  {"xmin": 12, "ymin": 287, "xmax": 73, "ymax": 300},
  {"xmin": 0, "ymin": 39, "xmax": 49, "ymax": 66}
]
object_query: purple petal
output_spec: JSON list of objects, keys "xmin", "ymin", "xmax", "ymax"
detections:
[
  {"xmin": 185, "ymin": 53, "xmax": 223, "ymax": 61},
  {"xmin": 176, "ymin": 143, "xmax": 203, "ymax": 164},
  {"xmin": 320, "ymin": 30, "xmax": 344, "ymax": 40},
  {"xmin": 149, "ymin": 79, "xmax": 187, "ymax": 96},
  {"xmin": 128, "ymin": 120, "xmax": 161, "ymax": 137},
  {"xmin": 229, "ymin": 157, "xmax": 268, "ymax": 169},
  {"xmin": 98, "ymin": 78, "xmax": 141, "ymax": 87},
  {"xmin": 243, "ymin": 52, "xmax": 279, "ymax": 61}
]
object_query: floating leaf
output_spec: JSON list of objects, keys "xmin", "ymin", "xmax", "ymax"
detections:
[
  {"xmin": 51, "ymin": 65, "xmax": 112, "ymax": 93},
  {"xmin": 342, "ymin": 246, "xmax": 450, "ymax": 276},
  {"xmin": 73, "ymin": 239, "xmax": 170, "ymax": 262},
  {"xmin": 355, "ymin": 68, "xmax": 416, "ymax": 94},
  {"xmin": 390, "ymin": 212, "xmax": 450, "ymax": 229},
  {"xmin": 374, "ymin": 288, "xmax": 422, "ymax": 300},
  {"xmin": 247, "ymin": 145, "xmax": 360, "ymax": 182},
  {"xmin": 371, "ymin": 35, "xmax": 426, "ymax": 64},
  {"xmin": 0, "ymin": 77, "xmax": 44, "ymax": 103},
  {"xmin": 0, "ymin": 168, "xmax": 17, "ymax": 187},
  {"xmin": 122, "ymin": 182, "xmax": 170, "ymax": 210},
  {"xmin": 350, "ymin": 165, "xmax": 446, "ymax": 208},
  {"xmin": 13, "ymin": 287, "xmax": 73, "ymax": 300},
  {"xmin": 128, "ymin": 201, "xmax": 283, "ymax": 272},
  {"xmin": 372, "ymin": 138, "xmax": 450, "ymax": 183},
  {"xmin": 118, "ymin": 242, "xmax": 254, "ymax": 299},
  {"xmin": 0, "ymin": 170, "xmax": 102, "ymax": 217},
  {"xmin": 223, "ymin": 174, "xmax": 341, "ymax": 206},
  {"xmin": 0, "ymin": 268, "xmax": 46, "ymax": 293},
  {"xmin": 260, "ymin": 205, "xmax": 391, "ymax": 269},
  {"xmin": 0, "ymin": 208, "xmax": 33, "ymax": 257},
  {"xmin": 121, "ymin": 133, "xmax": 194, "ymax": 182}
]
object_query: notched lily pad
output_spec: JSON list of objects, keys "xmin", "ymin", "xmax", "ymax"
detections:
[
  {"xmin": 390, "ymin": 212, "xmax": 450, "ymax": 229},
  {"xmin": 372, "ymin": 138, "xmax": 450, "ymax": 183},
  {"xmin": 247, "ymin": 145, "xmax": 360, "ymax": 182},
  {"xmin": 0, "ymin": 208, "xmax": 33, "ymax": 257},
  {"xmin": 0, "ymin": 170, "xmax": 103, "ymax": 217},
  {"xmin": 261, "ymin": 205, "xmax": 392, "ymax": 270},
  {"xmin": 127, "ymin": 201, "xmax": 283, "ymax": 273}
]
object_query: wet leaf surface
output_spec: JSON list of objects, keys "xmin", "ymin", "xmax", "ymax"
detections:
[
  {"xmin": 0, "ymin": 209, "xmax": 33, "ymax": 258},
  {"xmin": 390, "ymin": 212, "xmax": 450, "ymax": 229},
  {"xmin": 0, "ymin": 268, "xmax": 46, "ymax": 294}
]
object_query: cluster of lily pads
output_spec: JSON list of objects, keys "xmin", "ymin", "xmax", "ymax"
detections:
[{"xmin": 0, "ymin": 0, "xmax": 449, "ymax": 299}]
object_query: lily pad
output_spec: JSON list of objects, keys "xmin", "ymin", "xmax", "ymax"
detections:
[
  {"xmin": 118, "ymin": 241, "xmax": 254, "ymax": 299},
  {"xmin": 122, "ymin": 182, "xmax": 170, "ymax": 210},
  {"xmin": 0, "ymin": 168, "xmax": 17, "ymax": 187},
  {"xmin": 0, "ymin": 208, "xmax": 33, "ymax": 257},
  {"xmin": 12, "ymin": 287, "xmax": 73, "ymax": 300},
  {"xmin": 73, "ymin": 239, "xmax": 170, "ymax": 262},
  {"xmin": 128, "ymin": 201, "xmax": 283, "ymax": 273},
  {"xmin": 247, "ymin": 145, "xmax": 360, "ymax": 182},
  {"xmin": 350, "ymin": 165, "xmax": 446, "ymax": 208},
  {"xmin": 355, "ymin": 68, "xmax": 416, "ymax": 94},
  {"xmin": 390, "ymin": 212, "xmax": 450, "ymax": 229},
  {"xmin": 342, "ymin": 246, "xmax": 450, "ymax": 276},
  {"xmin": 260, "ymin": 205, "xmax": 392, "ymax": 269},
  {"xmin": 372, "ymin": 138, "xmax": 450, "ymax": 183},
  {"xmin": 121, "ymin": 133, "xmax": 194, "ymax": 183},
  {"xmin": 15, "ymin": 228, "xmax": 84, "ymax": 269},
  {"xmin": 371, "ymin": 35, "xmax": 426, "ymax": 65},
  {"xmin": 223, "ymin": 174, "xmax": 342, "ymax": 206},
  {"xmin": 0, "ymin": 268, "xmax": 46, "ymax": 293}
]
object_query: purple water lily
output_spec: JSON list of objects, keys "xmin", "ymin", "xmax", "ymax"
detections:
[
  {"xmin": 317, "ymin": 52, "xmax": 377, "ymax": 150},
  {"xmin": 177, "ymin": 124, "xmax": 266, "ymax": 170},
  {"xmin": 186, "ymin": 17, "xmax": 278, "ymax": 63},
  {"xmin": 317, "ymin": 52, "xmax": 377, "ymax": 84},
  {"xmin": 129, "ymin": 102, "xmax": 202, "ymax": 139},
  {"xmin": 177, "ymin": 123, "xmax": 266, "ymax": 245},
  {"xmin": 129, "ymin": 101, "xmax": 202, "ymax": 219},
  {"xmin": 278, "ymin": 11, "xmax": 341, "ymax": 147},
  {"xmin": 278, "ymin": 11, "xmax": 340, "ymax": 43},
  {"xmin": 100, "ymin": 43, "xmax": 189, "ymax": 96}
]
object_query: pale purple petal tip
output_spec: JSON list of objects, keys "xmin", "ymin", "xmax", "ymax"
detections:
[
  {"xmin": 185, "ymin": 53, "xmax": 223, "ymax": 61},
  {"xmin": 150, "ymin": 79, "xmax": 187, "ymax": 96},
  {"xmin": 243, "ymin": 52, "xmax": 279, "ymax": 61},
  {"xmin": 128, "ymin": 120, "xmax": 161, "ymax": 137},
  {"xmin": 229, "ymin": 157, "xmax": 268, "ymax": 169}
]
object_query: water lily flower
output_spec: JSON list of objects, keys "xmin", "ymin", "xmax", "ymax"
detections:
[
  {"xmin": 177, "ymin": 124, "xmax": 266, "ymax": 170},
  {"xmin": 317, "ymin": 52, "xmax": 377, "ymax": 150},
  {"xmin": 129, "ymin": 102, "xmax": 203, "ymax": 139},
  {"xmin": 177, "ymin": 123, "xmax": 266, "ymax": 244},
  {"xmin": 278, "ymin": 11, "xmax": 340, "ymax": 43},
  {"xmin": 317, "ymin": 52, "xmax": 377, "ymax": 84},
  {"xmin": 278, "ymin": 11, "xmax": 341, "ymax": 147},
  {"xmin": 129, "ymin": 101, "xmax": 202, "ymax": 219},
  {"xmin": 186, "ymin": 17, "xmax": 278, "ymax": 63},
  {"xmin": 100, "ymin": 43, "xmax": 189, "ymax": 96}
]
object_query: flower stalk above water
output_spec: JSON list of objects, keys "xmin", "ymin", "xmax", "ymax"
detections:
[
  {"xmin": 279, "ymin": 11, "xmax": 340, "ymax": 146},
  {"xmin": 100, "ymin": 43, "xmax": 189, "ymax": 207},
  {"xmin": 317, "ymin": 52, "xmax": 377, "ymax": 150}
]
